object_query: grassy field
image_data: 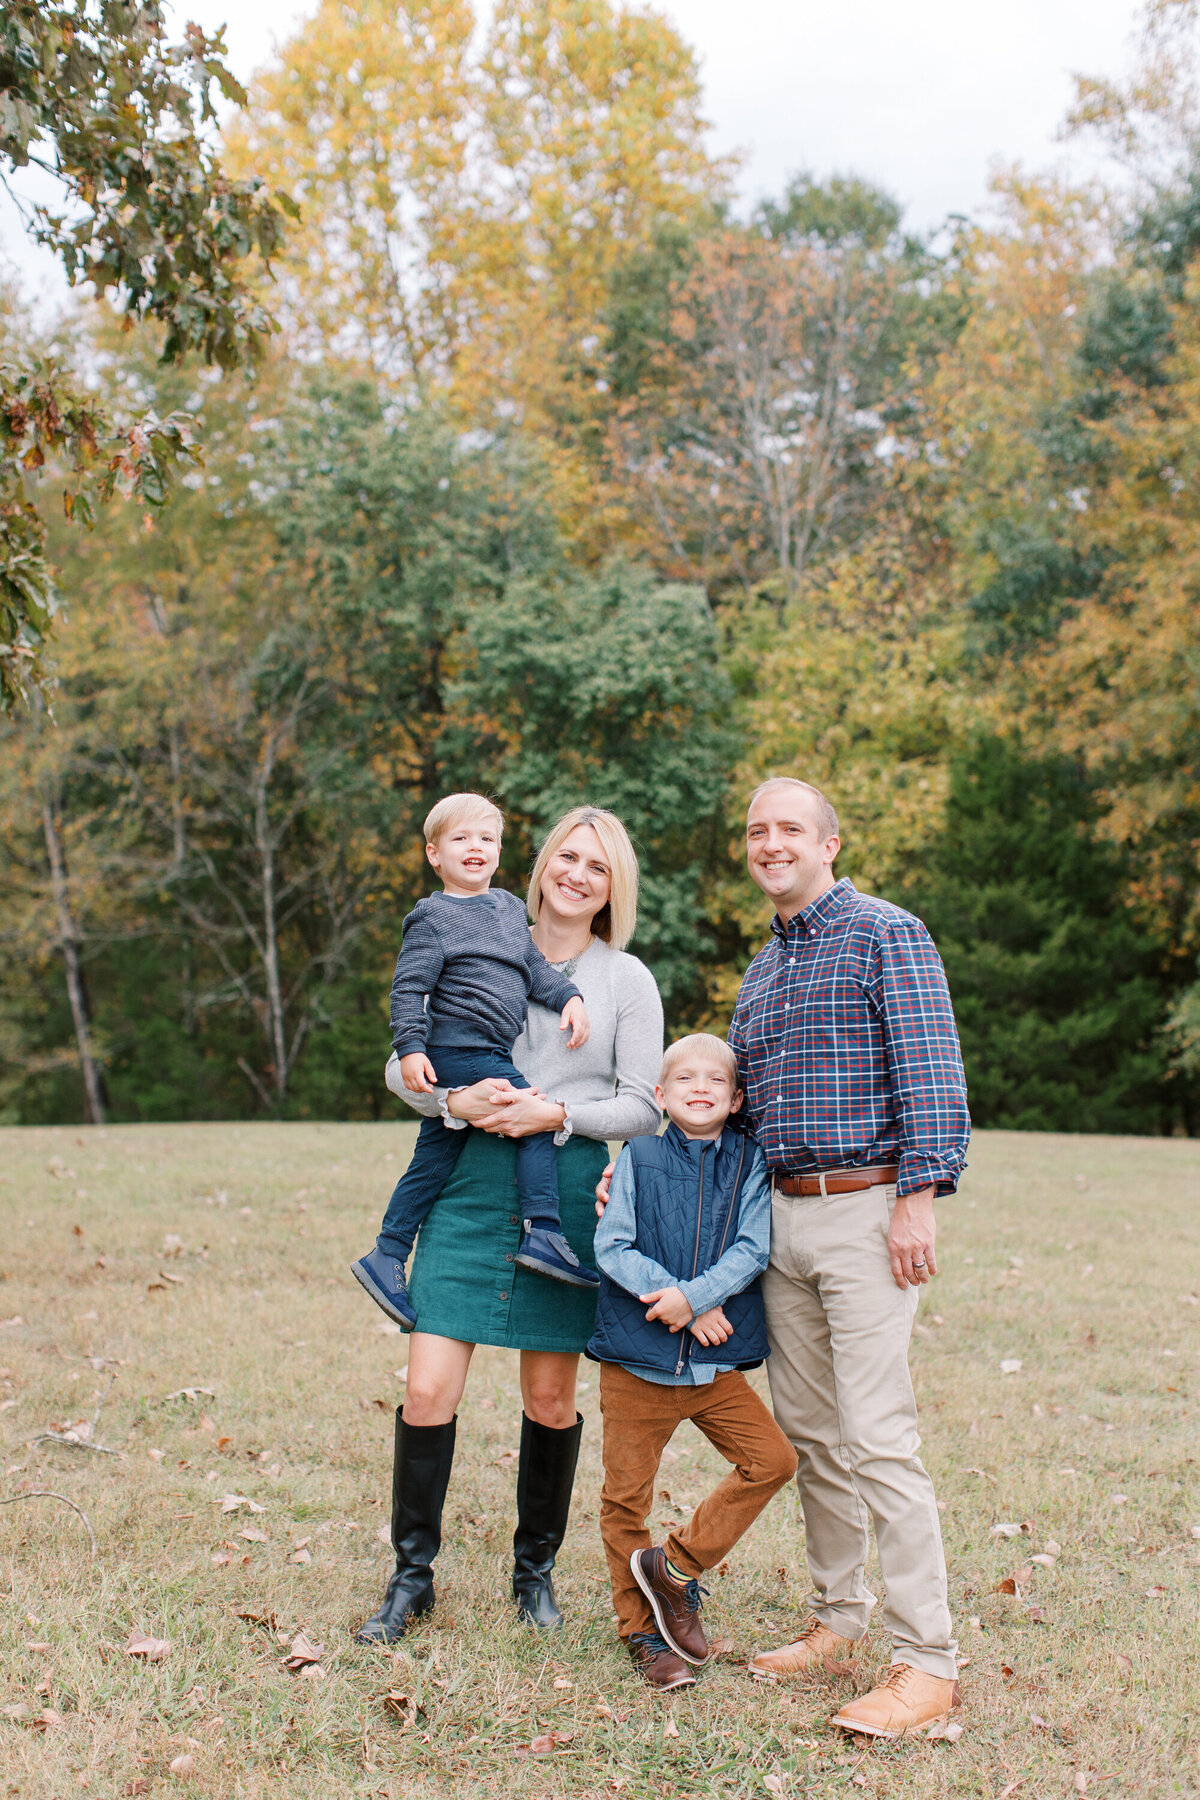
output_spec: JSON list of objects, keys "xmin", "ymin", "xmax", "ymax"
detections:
[{"xmin": 0, "ymin": 1123, "xmax": 1197, "ymax": 1799}]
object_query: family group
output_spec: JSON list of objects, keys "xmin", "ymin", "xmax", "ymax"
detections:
[{"xmin": 349, "ymin": 778, "xmax": 970, "ymax": 1740}]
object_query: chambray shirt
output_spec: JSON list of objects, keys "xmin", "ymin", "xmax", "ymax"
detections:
[
  {"xmin": 728, "ymin": 879, "xmax": 969, "ymax": 1197},
  {"xmin": 594, "ymin": 1132, "xmax": 771, "ymax": 1386}
]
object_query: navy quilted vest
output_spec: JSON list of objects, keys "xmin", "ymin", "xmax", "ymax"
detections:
[{"xmin": 587, "ymin": 1123, "xmax": 770, "ymax": 1376}]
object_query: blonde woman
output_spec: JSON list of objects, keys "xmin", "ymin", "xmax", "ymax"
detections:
[{"xmin": 357, "ymin": 806, "xmax": 664, "ymax": 1644}]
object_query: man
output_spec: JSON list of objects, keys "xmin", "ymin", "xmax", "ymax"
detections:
[{"xmin": 731, "ymin": 777, "xmax": 969, "ymax": 1738}]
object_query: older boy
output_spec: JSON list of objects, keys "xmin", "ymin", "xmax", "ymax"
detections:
[
  {"xmin": 588, "ymin": 1034, "xmax": 797, "ymax": 1691},
  {"xmin": 351, "ymin": 793, "xmax": 596, "ymax": 1330}
]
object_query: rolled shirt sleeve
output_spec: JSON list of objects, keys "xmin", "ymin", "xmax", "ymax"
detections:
[{"xmin": 866, "ymin": 922, "xmax": 970, "ymax": 1197}]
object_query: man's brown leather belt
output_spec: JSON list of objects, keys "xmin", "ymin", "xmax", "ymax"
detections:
[{"xmin": 775, "ymin": 1165, "xmax": 899, "ymax": 1198}]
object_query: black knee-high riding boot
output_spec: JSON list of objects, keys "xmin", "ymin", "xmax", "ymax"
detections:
[
  {"xmin": 512, "ymin": 1411, "xmax": 583, "ymax": 1629},
  {"xmin": 356, "ymin": 1412, "xmax": 456, "ymax": 1644}
]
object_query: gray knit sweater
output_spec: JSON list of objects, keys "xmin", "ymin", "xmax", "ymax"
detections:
[
  {"xmin": 389, "ymin": 889, "xmax": 581, "ymax": 1056},
  {"xmin": 391, "ymin": 936, "xmax": 663, "ymax": 1143}
]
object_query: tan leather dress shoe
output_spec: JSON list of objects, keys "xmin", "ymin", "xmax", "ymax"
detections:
[
  {"xmin": 830, "ymin": 1662, "xmax": 960, "ymax": 1738},
  {"xmin": 748, "ymin": 1615, "xmax": 859, "ymax": 1680}
]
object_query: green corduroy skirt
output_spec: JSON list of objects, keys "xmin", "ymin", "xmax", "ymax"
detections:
[{"xmin": 406, "ymin": 1130, "xmax": 607, "ymax": 1352}]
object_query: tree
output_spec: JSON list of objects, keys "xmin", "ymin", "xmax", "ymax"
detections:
[
  {"xmin": 0, "ymin": 0, "xmax": 295, "ymax": 705},
  {"xmin": 898, "ymin": 735, "xmax": 1174, "ymax": 1133}
]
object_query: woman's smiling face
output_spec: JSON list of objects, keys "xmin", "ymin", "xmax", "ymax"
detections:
[{"xmin": 539, "ymin": 823, "xmax": 612, "ymax": 927}]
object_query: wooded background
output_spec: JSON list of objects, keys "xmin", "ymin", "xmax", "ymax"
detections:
[{"xmin": 4, "ymin": 0, "xmax": 1200, "ymax": 1134}]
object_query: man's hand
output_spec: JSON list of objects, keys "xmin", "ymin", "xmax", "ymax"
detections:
[
  {"xmin": 595, "ymin": 1160, "xmax": 615, "ymax": 1218},
  {"xmin": 888, "ymin": 1187, "xmax": 937, "ymax": 1289},
  {"xmin": 640, "ymin": 1287, "xmax": 693, "ymax": 1332},
  {"xmin": 400, "ymin": 1051, "xmax": 438, "ymax": 1094},
  {"xmin": 560, "ymin": 996, "xmax": 589, "ymax": 1048},
  {"xmin": 689, "ymin": 1305, "xmax": 732, "ymax": 1346}
]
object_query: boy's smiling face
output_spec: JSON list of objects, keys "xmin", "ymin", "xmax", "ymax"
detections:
[
  {"xmin": 426, "ymin": 815, "xmax": 501, "ymax": 896},
  {"xmin": 656, "ymin": 1054, "xmax": 743, "ymax": 1141}
]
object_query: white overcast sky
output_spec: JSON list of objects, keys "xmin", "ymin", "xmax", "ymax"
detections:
[{"xmin": 2, "ymin": 0, "xmax": 1145, "ymax": 302}]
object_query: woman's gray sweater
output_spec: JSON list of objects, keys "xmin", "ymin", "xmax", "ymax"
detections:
[{"xmin": 389, "ymin": 937, "xmax": 663, "ymax": 1143}]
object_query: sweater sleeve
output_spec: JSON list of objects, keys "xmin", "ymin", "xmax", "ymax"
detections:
[
  {"xmin": 524, "ymin": 937, "xmax": 582, "ymax": 1014},
  {"xmin": 389, "ymin": 908, "xmax": 446, "ymax": 1056},
  {"xmin": 556, "ymin": 955, "xmax": 663, "ymax": 1142}
]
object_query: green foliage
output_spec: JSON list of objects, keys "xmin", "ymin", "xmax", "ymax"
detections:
[
  {"xmin": 897, "ymin": 736, "xmax": 1174, "ymax": 1133},
  {"xmin": 0, "ymin": 1, "xmax": 293, "ymax": 707}
]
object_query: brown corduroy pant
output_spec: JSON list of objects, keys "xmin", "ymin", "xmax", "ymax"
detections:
[{"xmin": 599, "ymin": 1361, "xmax": 798, "ymax": 1640}]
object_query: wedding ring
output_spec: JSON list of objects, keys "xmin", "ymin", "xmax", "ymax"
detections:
[{"xmin": 912, "ymin": 1258, "xmax": 927, "ymax": 1269}]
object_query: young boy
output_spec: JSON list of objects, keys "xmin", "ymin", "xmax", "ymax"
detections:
[
  {"xmin": 588, "ymin": 1034, "xmax": 798, "ymax": 1691},
  {"xmin": 351, "ymin": 793, "xmax": 599, "ymax": 1330}
]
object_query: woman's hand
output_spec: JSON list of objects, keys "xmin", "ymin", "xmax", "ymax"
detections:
[
  {"xmin": 640, "ymin": 1286, "xmax": 693, "ymax": 1332},
  {"xmin": 475, "ymin": 1087, "xmax": 567, "ymax": 1138},
  {"xmin": 444, "ymin": 1078, "xmax": 521, "ymax": 1123},
  {"xmin": 595, "ymin": 1161, "xmax": 615, "ymax": 1218}
]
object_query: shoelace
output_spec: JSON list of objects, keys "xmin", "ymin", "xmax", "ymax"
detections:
[
  {"xmin": 680, "ymin": 1578, "xmax": 708, "ymax": 1615},
  {"xmin": 880, "ymin": 1662, "xmax": 918, "ymax": 1694},
  {"xmin": 630, "ymin": 1630, "xmax": 674, "ymax": 1659}
]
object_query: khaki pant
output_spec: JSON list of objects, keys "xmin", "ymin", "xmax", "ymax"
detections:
[
  {"xmin": 599, "ymin": 1362, "xmax": 798, "ymax": 1640},
  {"xmin": 762, "ymin": 1181, "xmax": 958, "ymax": 1679}
]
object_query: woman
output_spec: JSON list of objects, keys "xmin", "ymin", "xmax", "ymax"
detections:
[{"xmin": 357, "ymin": 805, "xmax": 663, "ymax": 1643}]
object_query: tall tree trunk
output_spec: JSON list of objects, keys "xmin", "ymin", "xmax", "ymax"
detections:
[
  {"xmin": 41, "ymin": 798, "xmax": 106, "ymax": 1125},
  {"xmin": 253, "ymin": 739, "xmax": 288, "ymax": 1108}
]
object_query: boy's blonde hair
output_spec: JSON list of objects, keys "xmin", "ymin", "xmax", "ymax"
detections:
[
  {"xmin": 423, "ymin": 792, "xmax": 504, "ymax": 846},
  {"xmin": 659, "ymin": 1033, "xmax": 740, "ymax": 1087},
  {"xmin": 526, "ymin": 805, "xmax": 639, "ymax": 950}
]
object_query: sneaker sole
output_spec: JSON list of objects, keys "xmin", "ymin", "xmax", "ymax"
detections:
[
  {"xmin": 829, "ymin": 1710, "xmax": 954, "ymax": 1740},
  {"xmin": 513, "ymin": 1252, "xmax": 599, "ymax": 1289},
  {"xmin": 350, "ymin": 1261, "xmax": 416, "ymax": 1330},
  {"xmin": 629, "ymin": 1551, "xmax": 710, "ymax": 1667}
]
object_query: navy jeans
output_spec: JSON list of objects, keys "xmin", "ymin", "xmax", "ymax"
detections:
[{"xmin": 377, "ymin": 1047, "xmax": 561, "ymax": 1260}]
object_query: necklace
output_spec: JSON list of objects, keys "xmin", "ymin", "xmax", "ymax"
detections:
[{"xmin": 550, "ymin": 936, "xmax": 594, "ymax": 981}]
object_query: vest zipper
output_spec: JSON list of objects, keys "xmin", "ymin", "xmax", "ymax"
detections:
[{"xmin": 675, "ymin": 1142, "xmax": 709, "ymax": 1376}]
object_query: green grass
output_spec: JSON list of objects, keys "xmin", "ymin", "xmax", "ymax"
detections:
[{"xmin": 0, "ymin": 1122, "xmax": 1197, "ymax": 1797}]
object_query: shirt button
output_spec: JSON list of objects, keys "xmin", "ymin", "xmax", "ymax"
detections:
[
  {"xmin": 775, "ymin": 1095, "xmax": 782, "ymax": 1103},
  {"xmin": 498, "ymin": 1290, "xmax": 509, "ymax": 1301},
  {"xmin": 504, "ymin": 1252, "xmax": 514, "ymax": 1263},
  {"xmin": 788, "ymin": 958, "xmax": 796, "ymax": 967},
  {"xmin": 783, "ymin": 1003, "xmax": 790, "ymax": 1011},
  {"xmin": 509, "ymin": 1215, "xmax": 519, "ymax": 1225}
]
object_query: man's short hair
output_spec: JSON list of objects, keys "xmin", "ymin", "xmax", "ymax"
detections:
[
  {"xmin": 423, "ymin": 792, "xmax": 504, "ymax": 846},
  {"xmin": 659, "ymin": 1033, "xmax": 741, "ymax": 1087},
  {"xmin": 747, "ymin": 777, "xmax": 839, "ymax": 841}
]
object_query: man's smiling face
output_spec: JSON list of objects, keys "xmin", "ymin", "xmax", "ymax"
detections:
[{"xmin": 745, "ymin": 783, "xmax": 840, "ymax": 920}]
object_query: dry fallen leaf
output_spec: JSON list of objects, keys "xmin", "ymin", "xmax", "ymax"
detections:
[
  {"xmin": 169, "ymin": 1754, "xmax": 196, "ymax": 1776},
  {"xmin": 1144, "ymin": 1585, "xmax": 1167, "ymax": 1598},
  {"xmin": 664, "ymin": 1717, "xmax": 680, "ymax": 1740},
  {"xmin": 1030, "ymin": 1553, "xmax": 1057, "ymax": 1568},
  {"xmin": 125, "ymin": 1633, "xmax": 171, "ymax": 1662},
  {"xmin": 1115, "ymin": 1653, "xmax": 1133, "ymax": 1673},
  {"xmin": 553, "ymin": 1677, "xmax": 573, "ymax": 1689},
  {"xmin": 998, "ymin": 1782, "xmax": 1025, "ymax": 1799},
  {"xmin": 1045, "ymin": 1538, "xmax": 1062, "ymax": 1556},
  {"xmin": 1074, "ymin": 1775, "xmax": 1088, "ymax": 1796},
  {"xmin": 236, "ymin": 1609, "xmax": 278, "ymax": 1629},
  {"xmin": 990, "ymin": 1522, "xmax": 1023, "ymax": 1538},
  {"xmin": 282, "ymin": 1631, "xmax": 324, "ymax": 1672},
  {"xmin": 494, "ymin": 1449, "xmax": 517, "ymax": 1471},
  {"xmin": 529, "ymin": 1735, "xmax": 556, "ymax": 1755},
  {"xmin": 384, "ymin": 1690, "xmax": 418, "ymax": 1724},
  {"xmin": 595, "ymin": 1702, "xmax": 613, "ymax": 1718},
  {"xmin": 237, "ymin": 1529, "xmax": 268, "ymax": 1544},
  {"xmin": 999, "ymin": 1359, "xmax": 1023, "ymax": 1375},
  {"xmin": 995, "ymin": 1576, "xmax": 1021, "ymax": 1596},
  {"xmin": 289, "ymin": 1548, "xmax": 312, "ymax": 1565},
  {"xmin": 764, "ymin": 1777, "xmax": 784, "ymax": 1796},
  {"xmin": 210, "ymin": 1551, "xmax": 233, "ymax": 1567},
  {"xmin": 219, "ymin": 1494, "xmax": 265, "ymax": 1514},
  {"xmin": 29, "ymin": 1707, "xmax": 64, "ymax": 1730}
]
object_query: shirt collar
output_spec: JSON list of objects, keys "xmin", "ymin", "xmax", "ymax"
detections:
[{"xmin": 770, "ymin": 877, "xmax": 856, "ymax": 942}]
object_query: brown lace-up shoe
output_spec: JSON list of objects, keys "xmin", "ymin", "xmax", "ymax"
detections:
[
  {"xmin": 830, "ymin": 1662, "xmax": 961, "ymax": 1738},
  {"xmin": 749, "ymin": 1615, "xmax": 860, "ymax": 1680},
  {"xmin": 630, "ymin": 1547, "xmax": 710, "ymax": 1666},
  {"xmin": 628, "ymin": 1630, "xmax": 697, "ymax": 1690}
]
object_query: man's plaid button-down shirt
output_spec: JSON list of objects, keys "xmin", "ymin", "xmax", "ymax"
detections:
[{"xmin": 728, "ymin": 878, "xmax": 970, "ymax": 1196}]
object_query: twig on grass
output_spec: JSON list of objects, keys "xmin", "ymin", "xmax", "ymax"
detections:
[
  {"xmin": 32, "ymin": 1373, "xmax": 122, "ymax": 1455},
  {"xmin": 0, "ymin": 1490, "xmax": 97, "ymax": 1555}
]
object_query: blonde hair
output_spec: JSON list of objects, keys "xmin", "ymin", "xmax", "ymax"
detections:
[
  {"xmin": 423, "ymin": 792, "xmax": 504, "ymax": 846},
  {"xmin": 659, "ymin": 1033, "xmax": 740, "ymax": 1087},
  {"xmin": 747, "ymin": 777, "xmax": 839, "ymax": 841},
  {"xmin": 526, "ymin": 806, "xmax": 639, "ymax": 950}
]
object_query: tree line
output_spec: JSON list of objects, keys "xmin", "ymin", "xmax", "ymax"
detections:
[{"xmin": 2, "ymin": 0, "xmax": 1199, "ymax": 1135}]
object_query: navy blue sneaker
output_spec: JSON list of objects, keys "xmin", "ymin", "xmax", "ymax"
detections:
[
  {"xmin": 350, "ymin": 1246, "xmax": 417, "ymax": 1329},
  {"xmin": 514, "ymin": 1224, "xmax": 600, "ymax": 1289}
]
